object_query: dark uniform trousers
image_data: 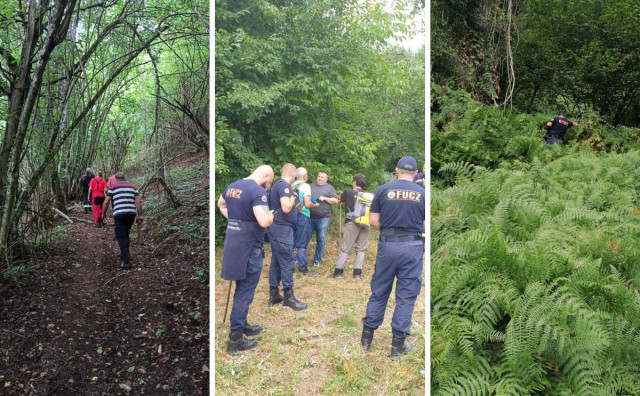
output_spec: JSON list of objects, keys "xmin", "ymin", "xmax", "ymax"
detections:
[
  {"xmin": 230, "ymin": 246, "xmax": 263, "ymax": 331},
  {"xmin": 268, "ymin": 222, "xmax": 295, "ymax": 289},
  {"xmin": 363, "ymin": 240, "xmax": 423, "ymax": 338},
  {"xmin": 114, "ymin": 213, "xmax": 136, "ymax": 261},
  {"xmin": 82, "ymin": 187, "xmax": 91, "ymax": 211}
]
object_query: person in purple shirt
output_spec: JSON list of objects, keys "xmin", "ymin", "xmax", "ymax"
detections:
[
  {"xmin": 360, "ymin": 156, "xmax": 425, "ymax": 360},
  {"xmin": 267, "ymin": 163, "xmax": 308, "ymax": 311},
  {"xmin": 218, "ymin": 165, "xmax": 274, "ymax": 353}
]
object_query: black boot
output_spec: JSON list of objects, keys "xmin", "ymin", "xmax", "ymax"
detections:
[
  {"xmin": 283, "ymin": 288, "xmax": 308, "ymax": 311},
  {"xmin": 390, "ymin": 336, "xmax": 413, "ymax": 360},
  {"xmin": 353, "ymin": 269, "xmax": 362, "ymax": 279},
  {"xmin": 268, "ymin": 286, "xmax": 283, "ymax": 307},
  {"xmin": 361, "ymin": 326, "xmax": 374, "ymax": 353},
  {"xmin": 120, "ymin": 249, "xmax": 131, "ymax": 270},
  {"xmin": 243, "ymin": 324, "xmax": 262, "ymax": 337},
  {"xmin": 333, "ymin": 268, "xmax": 343, "ymax": 278},
  {"xmin": 227, "ymin": 330, "xmax": 258, "ymax": 353}
]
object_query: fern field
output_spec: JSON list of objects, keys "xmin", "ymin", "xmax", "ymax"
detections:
[{"xmin": 432, "ymin": 152, "xmax": 640, "ymax": 395}]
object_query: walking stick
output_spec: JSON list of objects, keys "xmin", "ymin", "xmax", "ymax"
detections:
[
  {"xmin": 222, "ymin": 280, "xmax": 232, "ymax": 323},
  {"xmin": 339, "ymin": 204, "xmax": 342, "ymax": 244}
]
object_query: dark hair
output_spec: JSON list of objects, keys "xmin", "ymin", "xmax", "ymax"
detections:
[
  {"xmin": 318, "ymin": 170, "xmax": 328, "ymax": 176},
  {"xmin": 558, "ymin": 112, "xmax": 565, "ymax": 117},
  {"xmin": 353, "ymin": 173, "xmax": 366, "ymax": 188},
  {"xmin": 115, "ymin": 171, "xmax": 125, "ymax": 180}
]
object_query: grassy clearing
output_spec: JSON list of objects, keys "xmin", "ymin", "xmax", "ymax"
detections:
[{"xmin": 214, "ymin": 224, "xmax": 426, "ymax": 395}]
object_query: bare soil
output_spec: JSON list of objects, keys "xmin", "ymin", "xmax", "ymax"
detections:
[{"xmin": 0, "ymin": 153, "xmax": 209, "ymax": 395}]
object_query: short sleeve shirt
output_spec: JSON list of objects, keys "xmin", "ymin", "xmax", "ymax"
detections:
[
  {"xmin": 548, "ymin": 116, "xmax": 574, "ymax": 139},
  {"xmin": 269, "ymin": 179, "xmax": 297, "ymax": 225},
  {"xmin": 309, "ymin": 183, "xmax": 338, "ymax": 218},
  {"xmin": 340, "ymin": 188, "xmax": 359, "ymax": 223},
  {"xmin": 370, "ymin": 179, "xmax": 425, "ymax": 233},
  {"xmin": 223, "ymin": 179, "xmax": 268, "ymax": 223},
  {"xmin": 298, "ymin": 182, "xmax": 312, "ymax": 217}
]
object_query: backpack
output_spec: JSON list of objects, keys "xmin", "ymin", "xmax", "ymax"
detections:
[
  {"xmin": 291, "ymin": 180, "xmax": 304, "ymax": 213},
  {"xmin": 80, "ymin": 171, "xmax": 92, "ymax": 186},
  {"xmin": 346, "ymin": 191, "xmax": 374, "ymax": 227}
]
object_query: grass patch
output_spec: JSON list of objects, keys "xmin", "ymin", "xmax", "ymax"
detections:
[{"xmin": 214, "ymin": 227, "xmax": 425, "ymax": 395}]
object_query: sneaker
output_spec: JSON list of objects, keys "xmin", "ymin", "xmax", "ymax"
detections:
[
  {"xmin": 120, "ymin": 261, "xmax": 132, "ymax": 270},
  {"xmin": 313, "ymin": 261, "xmax": 320, "ymax": 268}
]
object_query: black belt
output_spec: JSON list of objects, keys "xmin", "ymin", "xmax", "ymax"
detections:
[
  {"xmin": 379, "ymin": 235, "xmax": 421, "ymax": 242},
  {"xmin": 380, "ymin": 227, "xmax": 416, "ymax": 235}
]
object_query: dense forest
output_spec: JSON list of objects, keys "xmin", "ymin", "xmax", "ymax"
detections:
[
  {"xmin": 432, "ymin": 0, "xmax": 640, "ymax": 394},
  {"xmin": 0, "ymin": 1, "xmax": 209, "ymax": 394},
  {"xmin": 0, "ymin": 0, "xmax": 208, "ymax": 269},
  {"xmin": 215, "ymin": 0, "xmax": 425, "ymax": 242}
]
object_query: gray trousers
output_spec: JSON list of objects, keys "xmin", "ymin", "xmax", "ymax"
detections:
[{"xmin": 336, "ymin": 221, "xmax": 370, "ymax": 270}]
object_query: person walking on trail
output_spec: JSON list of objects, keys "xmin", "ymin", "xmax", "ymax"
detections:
[
  {"xmin": 107, "ymin": 172, "xmax": 117, "ymax": 187},
  {"xmin": 79, "ymin": 167, "xmax": 95, "ymax": 214},
  {"xmin": 333, "ymin": 173, "xmax": 370, "ymax": 279},
  {"xmin": 545, "ymin": 112, "xmax": 579, "ymax": 145},
  {"xmin": 309, "ymin": 170, "xmax": 340, "ymax": 268},
  {"xmin": 292, "ymin": 167, "xmax": 320, "ymax": 276},
  {"xmin": 217, "ymin": 165, "xmax": 275, "ymax": 353},
  {"xmin": 101, "ymin": 172, "xmax": 143, "ymax": 270},
  {"xmin": 267, "ymin": 163, "xmax": 308, "ymax": 311},
  {"xmin": 88, "ymin": 171, "xmax": 108, "ymax": 227},
  {"xmin": 361, "ymin": 156, "xmax": 425, "ymax": 361}
]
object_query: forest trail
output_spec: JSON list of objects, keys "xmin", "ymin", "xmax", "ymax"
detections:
[{"xmin": 1, "ymin": 155, "xmax": 209, "ymax": 395}]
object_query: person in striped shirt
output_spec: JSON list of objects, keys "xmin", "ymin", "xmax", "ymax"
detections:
[{"xmin": 101, "ymin": 171, "xmax": 143, "ymax": 269}]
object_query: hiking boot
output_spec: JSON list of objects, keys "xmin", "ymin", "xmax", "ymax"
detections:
[
  {"xmin": 268, "ymin": 287, "xmax": 283, "ymax": 307},
  {"xmin": 227, "ymin": 330, "xmax": 258, "ymax": 353},
  {"xmin": 333, "ymin": 268, "xmax": 343, "ymax": 278},
  {"xmin": 243, "ymin": 324, "xmax": 262, "ymax": 337},
  {"xmin": 390, "ymin": 336, "xmax": 413, "ymax": 360},
  {"xmin": 361, "ymin": 326, "xmax": 374, "ymax": 354},
  {"xmin": 353, "ymin": 269, "xmax": 362, "ymax": 279},
  {"xmin": 313, "ymin": 261, "xmax": 320, "ymax": 268},
  {"xmin": 283, "ymin": 288, "xmax": 307, "ymax": 311},
  {"xmin": 120, "ymin": 261, "xmax": 132, "ymax": 270}
]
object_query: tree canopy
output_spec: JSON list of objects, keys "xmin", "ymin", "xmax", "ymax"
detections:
[
  {"xmin": 0, "ymin": 0, "xmax": 208, "ymax": 266},
  {"xmin": 215, "ymin": 0, "xmax": 425, "ymax": 243}
]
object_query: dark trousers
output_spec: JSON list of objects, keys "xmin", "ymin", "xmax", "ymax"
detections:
[
  {"xmin": 230, "ymin": 247, "xmax": 263, "ymax": 331},
  {"xmin": 293, "ymin": 215, "xmax": 313, "ymax": 271},
  {"xmin": 82, "ymin": 187, "xmax": 91, "ymax": 212},
  {"xmin": 114, "ymin": 213, "xmax": 136, "ymax": 263},
  {"xmin": 362, "ymin": 240, "xmax": 423, "ymax": 338},
  {"xmin": 268, "ymin": 222, "xmax": 295, "ymax": 289}
]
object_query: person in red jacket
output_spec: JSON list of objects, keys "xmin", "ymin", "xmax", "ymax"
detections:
[{"xmin": 88, "ymin": 171, "xmax": 108, "ymax": 227}]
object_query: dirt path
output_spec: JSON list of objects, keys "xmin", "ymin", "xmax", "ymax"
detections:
[{"xmin": 1, "ymin": 208, "xmax": 208, "ymax": 395}]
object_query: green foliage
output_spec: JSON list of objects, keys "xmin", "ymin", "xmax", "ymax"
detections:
[
  {"xmin": 432, "ymin": 149, "xmax": 640, "ymax": 395},
  {"xmin": 432, "ymin": 85, "xmax": 640, "ymax": 187},
  {"xmin": 433, "ymin": 0, "xmax": 640, "ymax": 126},
  {"xmin": 215, "ymin": 0, "xmax": 424, "ymax": 246}
]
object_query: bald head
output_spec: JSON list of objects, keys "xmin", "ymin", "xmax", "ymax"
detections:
[
  {"xmin": 250, "ymin": 165, "xmax": 274, "ymax": 188},
  {"xmin": 282, "ymin": 163, "xmax": 296, "ymax": 178}
]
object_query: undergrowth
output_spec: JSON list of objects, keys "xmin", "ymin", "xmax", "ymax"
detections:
[{"xmin": 432, "ymin": 151, "xmax": 640, "ymax": 395}]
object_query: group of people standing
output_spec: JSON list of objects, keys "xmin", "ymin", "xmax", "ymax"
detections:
[
  {"xmin": 79, "ymin": 168, "xmax": 144, "ymax": 269},
  {"xmin": 218, "ymin": 156, "xmax": 425, "ymax": 360}
]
